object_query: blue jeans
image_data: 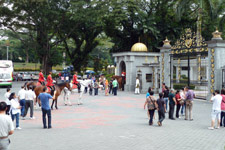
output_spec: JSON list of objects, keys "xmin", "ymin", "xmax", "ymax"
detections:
[
  {"xmin": 94, "ymin": 88, "xmax": 98, "ymax": 95},
  {"xmin": 181, "ymin": 103, "xmax": 186, "ymax": 115},
  {"xmin": 164, "ymin": 98, "xmax": 168, "ymax": 111},
  {"xmin": 42, "ymin": 108, "xmax": 51, "ymax": 128},
  {"xmin": 11, "ymin": 113, "xmax": 20, "ymax": 128},
  {"xmin": 113, "ymin": 87, "xmax": 117, "ymax": 96},
  {"xmin": 19, "ymin": 99, "xmax": 26, "ymax": 116}
]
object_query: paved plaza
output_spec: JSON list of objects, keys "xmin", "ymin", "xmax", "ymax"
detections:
[{"xmin": 0, "ymin": 82, "xmax": 225, "ymax": 150}]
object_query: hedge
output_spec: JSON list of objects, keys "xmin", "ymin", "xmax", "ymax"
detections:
[{"xmin": 173, "ymin": 83, "xmax": 195, "ymax": 90}]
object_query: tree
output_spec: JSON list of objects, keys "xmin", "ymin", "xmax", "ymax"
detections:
[
  {"xmin": 176, "ymin": 0, "xmax": 225, "ymax": 40},
  {"xmin": 104, "ymin": 0, "xmax": 196, "ymax": 52},
  {"xmin": 59, "ymin": 0, "xmax": 107, "ymax": 72},
  {"xmin": 0, "ymin": 0, "xmax": 68, "ymax": 73}
]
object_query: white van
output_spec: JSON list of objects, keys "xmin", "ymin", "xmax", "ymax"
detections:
[
  {"xmin": 0, "ymin": 60, "xmax": 13, "ymax": 88},
  {"xmin": 0, "ymin": 72, "xmax": 12, "ymax": 88}
]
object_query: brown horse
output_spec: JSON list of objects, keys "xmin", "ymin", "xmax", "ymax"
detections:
[
  {"xmin": 24, "ymin": 81, "xmax": 38, "ymax": 90},
  {"xmin": 112, "ymin": 75, "xmax": 125, "ymax": 90},
  {"xmin": 34, "ymin": 82, "xmax": 71, "ymax": 110}
]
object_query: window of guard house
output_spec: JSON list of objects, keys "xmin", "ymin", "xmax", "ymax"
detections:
[{"xmin": 146, "ymin": 74, "xmax": 152, "ymax": 82}]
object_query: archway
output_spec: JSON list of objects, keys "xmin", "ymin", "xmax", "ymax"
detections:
[{"xmin": 119, "ymin": 61, "xmax": 126, "ymax": 91}]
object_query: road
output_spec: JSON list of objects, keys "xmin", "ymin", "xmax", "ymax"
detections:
[{"xmin": 0, "ymin": 81, "xmax": 225, "ymax": 150}]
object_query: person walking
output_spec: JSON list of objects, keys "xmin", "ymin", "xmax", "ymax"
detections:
[
  {"xmin": 38, "ymin": 87, "xmax": 53, "ymax": 129},
  {"xmin": 0, "ymin": 102, "xmax": 14, "ymax": 150},
  {"xmin": 168, "ymin": 89, "xmax": 176, "ymax": 120},
  {"xmin": 9, "ymin": 93, "xmax": 22, "ymax": 130},
  {"xmin": 94, "ymin": 80, "xmax": 99, "ymax": 96},
  {"xmin": 175, "ymin": 90, "xmax": 182, "ymax": 118},
  {"xmin": 112, "ymin": 78, "xmax": 118, "ymax": 96},
  {"xmin": 4, "ymin": 88, "xmax": 11, "ymax": 115},
  {"xmin": 146, "ymin": 87, "xmax": 152, "ymax": 98},
  {"xmin": 220, "ymin": 89, "xmax": 225, "ymax": 127},
  {"xmin": 23, "ymin": 86, "xmax": 36, "ymax": 119},
  {"xmin": 163, "ymin": 86, "xmax": 169, "ymax": 112},
  {"xmin": 145, "ymin": 87, "xmax": 152, "ymax": 119},
  {"xmin": 135, "ymin": 77, "xmax": 140, "ymax": 94},
  {"xmin": 157, "ymin": 93, "xmax": 166, "ymax": 126},
  {"xmin": 184, "ymin": 86, "xmax": 195, "ymax": 121},
  {"xmin": 208, "ymin": 90, "xmax": 222, "ymax": 130},
  {"xmin": 18, "ymin": 86, "xmax": 26, "ymax": 117},
  {"xmin": 144, "ymin": 91, "xmax": 158, "ymax": 125},
  {"xmin": 105, "ymin": 79, "xmax": 109, "ymax": 96}
]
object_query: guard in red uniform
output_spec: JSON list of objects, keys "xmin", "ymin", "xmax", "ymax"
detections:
[
  {"xmin": 121, "ymin": 71, "xmax": 126, "ymax": 91},
  {"xmin": 72, "ymin": 72, "xmax": 81, "ymax": 93},
  {"xmin": 46, "ymin": 72, "xmax": 55, "ymax": 96},
  {"xmin": 38, "ymin": 70, "xmax": 45, "ymax": 85}
]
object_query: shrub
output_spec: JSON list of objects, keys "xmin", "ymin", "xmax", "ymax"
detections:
[
  {"xmin": 173, "ymin": 83, "xmax": 195, "ymax": 90},
  {"xmin": 181, "ymin": 75, "xmax": 188, "ymax": 79}
]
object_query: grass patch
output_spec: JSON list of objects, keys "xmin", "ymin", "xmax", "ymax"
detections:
[{"xmin": 14, "ymin": 63, "xmax": 63, "ymax": 71}]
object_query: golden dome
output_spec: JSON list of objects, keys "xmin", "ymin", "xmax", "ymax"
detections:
[{"xmin": 131, "ymin": 43, "xmax": 148, "ymax": 52}]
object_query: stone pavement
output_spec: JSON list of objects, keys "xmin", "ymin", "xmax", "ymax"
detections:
[{"xmin": 6, "ymin": 90, "xmax": 225, "ymax": 150}]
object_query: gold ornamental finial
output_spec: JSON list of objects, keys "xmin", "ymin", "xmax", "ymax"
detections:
[
  {"xmin": 212, "ymin": 28, "xmax": 222, "ymax": 39},
  {"xmin": 163, "ymin": 37, "xmax": 171, "ymax": 47}
]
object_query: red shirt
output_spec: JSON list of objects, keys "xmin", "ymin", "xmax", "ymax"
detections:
[
  {"xmin": 39, "ymin": 72, "xmax": 45, "ymax": 82},
  {"xmin": 73, "ymin": 74, "xmax": 78, "ymax": 84},
  {"xmin": 122, "ymin": 72, "xmax": 126, "ymax": 76},
  {"xmin": 46, "ymin": 75, "xmax": 53, "ymax": 86},
  {"xmin": 175, "ymin": 93, "xmax": 181, "ymax": 104}
]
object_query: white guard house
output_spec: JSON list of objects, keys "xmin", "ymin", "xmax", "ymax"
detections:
[{"xmin": 113, "ymin": 42, "xmax": 160, "ymax": 93}]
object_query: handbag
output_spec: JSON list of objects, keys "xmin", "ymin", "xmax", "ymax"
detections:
[{"xmin": 179, "ymin": 99, "xmax": 184, "ymax": 105}]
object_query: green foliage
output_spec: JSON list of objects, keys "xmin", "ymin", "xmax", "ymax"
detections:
[
  {"xmin": 173, "ymin": 83, "xmax": 195, "ymax": 90},
  {"xmin": 181, "ymin": 75, "xmax": 188, "ymax": 79},
  {"xmin": 105, "ymin": 73, "xmax": 114, "ymax": 81},
  {"xmin": 1, "ymin": 0, "xmax": 225, "ymax": 73}
]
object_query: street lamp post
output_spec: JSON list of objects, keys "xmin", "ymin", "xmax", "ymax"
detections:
[{"xmin": 5, "ymin": 40, "xmax": 10, "ymax": 60}]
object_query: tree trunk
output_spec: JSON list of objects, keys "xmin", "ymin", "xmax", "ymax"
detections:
[{"xmin": 42, "ymin": 55, "xmax": 52, "ymax": 75}]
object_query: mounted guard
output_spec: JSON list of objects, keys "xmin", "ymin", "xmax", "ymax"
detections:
[
  {"xmin": 38, "ymin": 70, "xmax": 45, "ymax": 86},
  {"xmin": 72, "ymin": 72, "xmax": 81, "ymax": 93},
  {"xmin": 46, "ymin": 72, "xmax": 55, "ymax": 96}
]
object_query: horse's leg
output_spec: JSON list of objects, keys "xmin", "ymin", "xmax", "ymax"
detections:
[
  {"xmin": 55, "ymin": 98, "xmax": 58, "ymax": 109},
  {"xmin": 63, "ymin": 89, "xmax": 67, "ymax": 105},
  {"xmin": 78, "ymin": 87, "xmax": 84, "ymax": 105},
  {"xmin": 51, "ymin": 100, "xmax": 54, "ymax": 110}
]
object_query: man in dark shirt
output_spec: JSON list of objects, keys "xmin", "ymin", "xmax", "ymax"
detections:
[
  {"xmin": 163, "ymin": 86, "xmax": 169, "ymax": 112},
  {"xmin": 157, "ymin": 93, "xmax": 166, "ymax": 126},
  {"xmin": 168, "ymin": 89, "xmax": 177, "ymax": 120}
]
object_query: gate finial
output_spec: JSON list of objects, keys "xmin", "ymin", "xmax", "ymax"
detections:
[
  {"xmin": 212, "ymin": 28, "xmax": 222, "ymax": 40},
  {"xmin": 163, "ymin": 37, "xmax": 171, "ymax": 48}
]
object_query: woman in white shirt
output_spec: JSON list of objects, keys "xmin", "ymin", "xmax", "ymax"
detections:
[
  {"xmin": 135, "ymin": 77, "xmax": 140, "ymax": 94},
  {"xmin": 9, "ymin": 93, "xmax": 22, "ymax": 130},
  {"xmin": 180, "ymin": 88, "xmax": 186, "ymax": 116},
  {"xmin": 4, "ymin": 88, "xmax": 11, "ymax": 115}
]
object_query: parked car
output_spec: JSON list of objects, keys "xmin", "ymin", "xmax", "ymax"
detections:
[
  {"xmin": 31, "ymin": 73, "xmax": 39, "ymax": 81},
  {"xmin": 21, "ymin": 72, "xmax": 32, "ymax": 81},
  {"xmin": 17, "ymin": 72, "xmax": 23, "ymax": 81}
]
